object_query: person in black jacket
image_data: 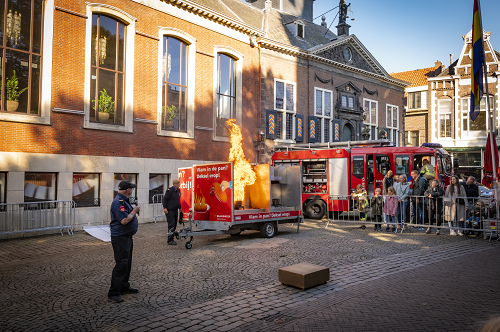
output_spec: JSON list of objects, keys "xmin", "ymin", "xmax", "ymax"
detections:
[
  {"xmin": 424, "ymin": 179, "xmax": 443, "ymax": 235},
  {"xmin": 371, "ymin": 188, "xmax": 383, "ymax": 231},
  {"xmin": 411, "ymin": 170, "xmax": 429, "ymax": 225},
  {"xmin": 461, "ymin": 176, "xmax": 480, "ymax": 214},
  {"xmin": 162, "ymin": 179, "xmax": 181, "ymax": 245}
]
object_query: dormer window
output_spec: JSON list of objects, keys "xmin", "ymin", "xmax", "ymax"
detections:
[{"xmin": 297, "ymin": 23, "xmax": 304, "ymax": 38}]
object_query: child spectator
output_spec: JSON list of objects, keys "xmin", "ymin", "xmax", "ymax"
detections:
[
  {"xmin": 352, "ymin": 184, "xmax": 368, "ymax": 228},
  {"xmin": 466, "ymin": 200, "xmax": 484, "ymax": 229},
  {"xmin": 384, "ymin": 187, "xmax": 398, "ymax": 232},
  {"xmin": 371, "ymin": 188, "xmax": 383, "ymax": 231}
]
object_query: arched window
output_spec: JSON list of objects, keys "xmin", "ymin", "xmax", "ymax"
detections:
[
  {"xmin": 162, "ymin": 36, "xmax": 188, "ymax": 132},
  {"xmin": 90, "ymin": 14, "xmax": 126, "ymax": 124},
  {"xmin": 215, "ymin": 53, "xmax": 236, "ymax": 137},
  {"xmin": 0, "ymin": 0, "xmax": 43, "ymax": 114}
]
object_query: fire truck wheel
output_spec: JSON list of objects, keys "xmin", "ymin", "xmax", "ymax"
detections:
[
  {"xmin": 185, "ymin": 241, "xmax": 193, "ymax": 249},
  {"xmin": 260, "ymin": 221, "xmax": 277, "ymax": 238},
  {"xmin": 305, "ymin": 200, "xmax": 326, "ymax": 220}
]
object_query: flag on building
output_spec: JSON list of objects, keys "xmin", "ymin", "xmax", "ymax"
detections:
[{"xmin": 470, "ymin": 0, "xmax": 485, "ymax": 121}]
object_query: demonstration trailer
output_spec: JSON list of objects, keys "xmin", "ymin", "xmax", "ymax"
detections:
[{"xmin": 172, "ymin": 162, "xmax": 303, "ymax": 249}]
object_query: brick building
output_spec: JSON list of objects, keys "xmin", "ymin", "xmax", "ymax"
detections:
[
  {"xmin": 255, "ymin": 0, "xmax": 407, "ymax": 163},
  {"xmin": 0, "ymin": 0, "xmax": 262, "ymax": 228},
  {"xmin": 390, "ymin": 64, "xmax": 441, "ymax": 146},
  {"xmin": 0, "ymin": 0, "xmax": 406, "ymax": 231}
]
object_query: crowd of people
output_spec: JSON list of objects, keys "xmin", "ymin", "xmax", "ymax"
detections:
[{"xmin": 351, "ymin": 168, "xmax": 488, "ymax": 236}]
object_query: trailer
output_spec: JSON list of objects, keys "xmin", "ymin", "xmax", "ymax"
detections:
[{"xmin": 173, "ymin": 162, "xmax": 303, "ymax": 249}]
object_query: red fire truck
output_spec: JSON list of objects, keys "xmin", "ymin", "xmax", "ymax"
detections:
[{"xmin": 272, "ymin": 140, "xmax": 452, "ymax": 219}]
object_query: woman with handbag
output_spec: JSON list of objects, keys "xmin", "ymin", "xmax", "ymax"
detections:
[{"xmin": 444, "ymin": 175, "xmax": 467, "ymax": 236}]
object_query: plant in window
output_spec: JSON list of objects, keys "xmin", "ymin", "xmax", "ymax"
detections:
[
  {"xmin": 163, "ymin": 104, "xmax": 177, "ymax": 128},
  {"xmin": 378, "ymin": 128, "xmax": 388, "ymax": 140},
  {"xmin": 5, "ymin": 70, "xmax": 28, "ymax": 111},
  {"xmin": 92, "ymin": 88, "xmax": 115, "ymax": 122}
]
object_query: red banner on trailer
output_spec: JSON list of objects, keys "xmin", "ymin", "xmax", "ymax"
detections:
[
  {"xmin": 193, "ymin": 162, "xmax": 233, "ymax": 222},
  {"xmin": 178, "ymin": 167, "xmax": 192, "ymax": 219}
]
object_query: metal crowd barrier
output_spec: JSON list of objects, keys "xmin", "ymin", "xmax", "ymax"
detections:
[
  {"xmin": 152, "ymin": 194, "xmax": 165, "ymax": 223},
  {"xmin": 0, "ymin": 200, "xmax": 75, "ymax": 236},
  {"xmin": 325, "ymin": 194, "xmax": 500, "ymax": 241}
]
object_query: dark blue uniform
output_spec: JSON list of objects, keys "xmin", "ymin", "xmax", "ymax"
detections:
[
  {"xmin": 162, "ymin": 186, "xmax": 181, "ymax": 243},
  {"xmin": 108, "ymin": 193, "xmax": 138, "ymax": 297}
]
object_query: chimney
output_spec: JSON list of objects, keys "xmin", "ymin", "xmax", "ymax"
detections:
[
  {"xmin": 450, "ymin": 54, "xmax": 453, "ymax": 65},
  {"xmin": 434, "ymin": 60, "xmax": 442, "ymax": 75}
]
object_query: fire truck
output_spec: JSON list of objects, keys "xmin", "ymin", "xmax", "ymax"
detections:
[{"xmin": 272, "ymin": 140, "xmax": 452, "ymax": 219}]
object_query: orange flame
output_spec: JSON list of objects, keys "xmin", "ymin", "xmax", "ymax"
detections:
[
  {"xmin": 194, "ymin": 192, "xmax": 207, "ymax": 212},
  {"xmin": 226, "ymin": 119, "xmax": 256, "ymax": 202}
]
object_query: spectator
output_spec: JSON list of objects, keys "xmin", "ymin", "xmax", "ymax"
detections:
[
  {"xmin": 410, "ymin": 170, "xmax": 429, "ymax": 226},
  {"xmin": 444, "ymin": 175, "xmax": 467, "ymax": 236},
  {"xmin": 466, "ymin": 200, "xmax": 484, "ymax": 234},
  {"xmin": 351, "ymin": 184, "xmax": 368, "ymax": 228},
  {"xmin": 394, "ymin": 174, "xmax": 410, "ymax": 226},
  {"xmin": 382, "ymin": 170, "xmax": 394, "ymax": 195},
  {"xmin": 384, "ymin": 186, "xmax": 398, "ymax": 232},
  {"xmin": 371, "ymin": 188, "xmax": 383, "ymax": 231},
  {"xmin": 461, "ymin": 176, "xmax": 480, "ymax": 214},
  {"xmin": 424, "ymin": 179, "xmax": 444, "ymax": 235}
]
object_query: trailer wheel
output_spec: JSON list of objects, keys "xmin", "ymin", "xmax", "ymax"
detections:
[
  {"xmin": 305, "ymin": 200, "xmax": 326, "ymax": 219},
  {"xmin": 185, "ymin": 241, "xmax": 193, "ymax": 249},
  {"xmin": 260, "ymin": 221, "xmax": 277, "ymax": 238}
]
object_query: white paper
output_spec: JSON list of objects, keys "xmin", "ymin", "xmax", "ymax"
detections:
[
  {"xmin": 24, "ymin": 183, "xmax": 36, "ymax": 197},
  {"xmin": 83, "ymin": 225, "xmax": 111, "ymax": 242}
]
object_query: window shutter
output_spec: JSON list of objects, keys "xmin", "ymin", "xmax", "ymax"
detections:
[
  {"xmin": 332, "ymin": 119, "xmax": 341, "ymax": 142},
  {"xmin": 266, "ymin": 109, "xmax": 278, "ymax": 140},
  {"xmin": 295, "ymin": 114, "xmax": 304, "ymax": 142},
  {"xmin": 308, "ymin": 115, "xmax": 318, "ymax": 143},
  {"xmin": 421, "ymin": 91, "xmax": 428, "ymax": 109}
]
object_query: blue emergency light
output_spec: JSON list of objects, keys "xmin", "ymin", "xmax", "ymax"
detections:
[{"xmin": 421, "ymin": 143, "xmax": 442, "ymax": 148}]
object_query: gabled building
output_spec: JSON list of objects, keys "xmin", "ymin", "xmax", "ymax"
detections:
[{"xmin": 390, "ymin": 64, "xmax": 441, "ymax": 146}]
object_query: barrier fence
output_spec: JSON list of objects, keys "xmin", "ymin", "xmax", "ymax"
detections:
[
  {"xmin": 0, "ymin": 200, "xmax": 75, "ymax": 236},
  {"xmin": 152, "ymin": 194, "xmax": 165, "ymax": 223},
  {"xmin": 326, "ymin": 194, "xmax": 500, "ymax": 240}
]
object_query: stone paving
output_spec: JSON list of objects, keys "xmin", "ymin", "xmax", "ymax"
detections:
[{"xmin": 0, "ymin": 220, "xmax": 499, "ymax": 332}]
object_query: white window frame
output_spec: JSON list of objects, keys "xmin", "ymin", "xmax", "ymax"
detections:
[
  {"xmin": 438, "ymin": 99, "xmax": 453, "ymax": 139},
  {"xmin": 212, "ymin": 46, "xmax": 242, "ymax": 142},
  {"xmin": 314, "ymin": 87, "xmax": 333, "ymax": 143},
  {"xmin": 363, "ymin": 98, "xmax": 378, "ymax": 140},
  {"xmin": 0, "ymin": 0, "xmax": 54, "ymax": 125},
  {"xmin": 297, "ymin": 22, "xmax": 304, "ymax": 39},
  {"xmin": 461, "ymin": 96, "xmax": 494, "ymax": 138},
  {"xmin": 274, "ymin": 79, "xmax": 296, "ymax": 142},
  {"xmin": 386, "ymin": 104, "xmax": 399, "ymax": 146},
  {"xmin": 157, "ymin": 27, "xmax": 196, "ymax": 139},
  {"xmin": 84, "ymin": 4, "xmax": 136, "ymax": 133}
]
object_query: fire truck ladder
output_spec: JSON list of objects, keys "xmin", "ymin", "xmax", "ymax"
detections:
[{"xmin": 273, "ymin": 139, "xmax": 393, "ymax": 151}]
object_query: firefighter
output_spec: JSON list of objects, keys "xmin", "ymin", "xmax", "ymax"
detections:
[{"xmin": 421, "ymin": 159, "xmax": 435, "ymax": 181}]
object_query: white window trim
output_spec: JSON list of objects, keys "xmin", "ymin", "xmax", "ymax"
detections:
[
  {"xmin": 274, "ymin": 78, "xmax": 296, "ymax": 143},
  {"xmin": 438, "ymin": 99, "xmax": 453, "ymax": 139},
  {"xmin": 84, "ymin": 4, "xmax": 136, "ymax": 133},
  {"xmin": 386, "ymin": 104, "xmax": 399, "ymax": 146},
  {"xmin": 461, "ymin": 96, "xmax": 494, "ymax": 138},
  {"xmin": 211, "ymin": 46, "xmax": 242, "ymax": 142},
  {"xmin": 314, "ymin": 87, "xmax": 333, "ymax": 143},
  {"xmin": 296, "ymin": 22, "xmax": 304, "ymax": 39},
  {"xmin": 363, "ymin": 98, "xmax": 378, "ymax": 140},
  {"xmin": 157, "ymin": 27, "xmax": 196, "ymax": 139},
  {"xmin": 0, "ymin": 0, "xmax": 54, "ymax": 125}
]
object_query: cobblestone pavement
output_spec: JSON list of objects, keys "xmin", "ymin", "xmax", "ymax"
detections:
[{"xmin": 0, "ymin": 220, "xmax": 499, "ymax": 332}]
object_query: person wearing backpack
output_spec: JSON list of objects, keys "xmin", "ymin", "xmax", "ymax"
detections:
[{"xmin": 410, "ymin": 170, "xmax": 429, "ymax": 226}]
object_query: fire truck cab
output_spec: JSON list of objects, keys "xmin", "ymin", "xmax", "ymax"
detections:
[{"xmin": 272, "ymin": 140, "xmax": 452, "ymax": 219}]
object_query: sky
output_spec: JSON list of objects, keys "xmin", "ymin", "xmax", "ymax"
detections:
[{"xmin": 312, "ymin": 0, "xmax": 500, "ymax": 73}]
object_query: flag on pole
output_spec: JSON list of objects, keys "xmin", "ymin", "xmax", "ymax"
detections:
[{"xmin": 470, "ymin": 0, "xmax": 485, "ymax": 121}]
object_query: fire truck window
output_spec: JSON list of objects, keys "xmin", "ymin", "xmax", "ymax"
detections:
[
  {"xmin": 394, "ymin": 155, "xmax": 410, "ymax": 176},
  {"xmin": 444, "ymin": 155, "xmax": 452, "ymax": 174},
  {"xmin": 367, "ymin": 156, "xmax": 374, "ymax": 183},
  {"xmin": 352, "ymin": 156, "xmax": 364, "ymax": 179},
  {"xmin": 376, "ymin": 155, "xmax": 390, "ymax": 175}
]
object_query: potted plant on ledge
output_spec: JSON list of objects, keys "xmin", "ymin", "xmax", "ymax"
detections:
[
  {"xmin": 6, "ymin": 70, "xmax": 28, "ymax": 112},
  {"xmin": 92, "ymin": 88, "xmax": 115, "ymax": 122},
  {"xmin": 163, "ymin": 104, "xmax": 177, "ymax": 129}
]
